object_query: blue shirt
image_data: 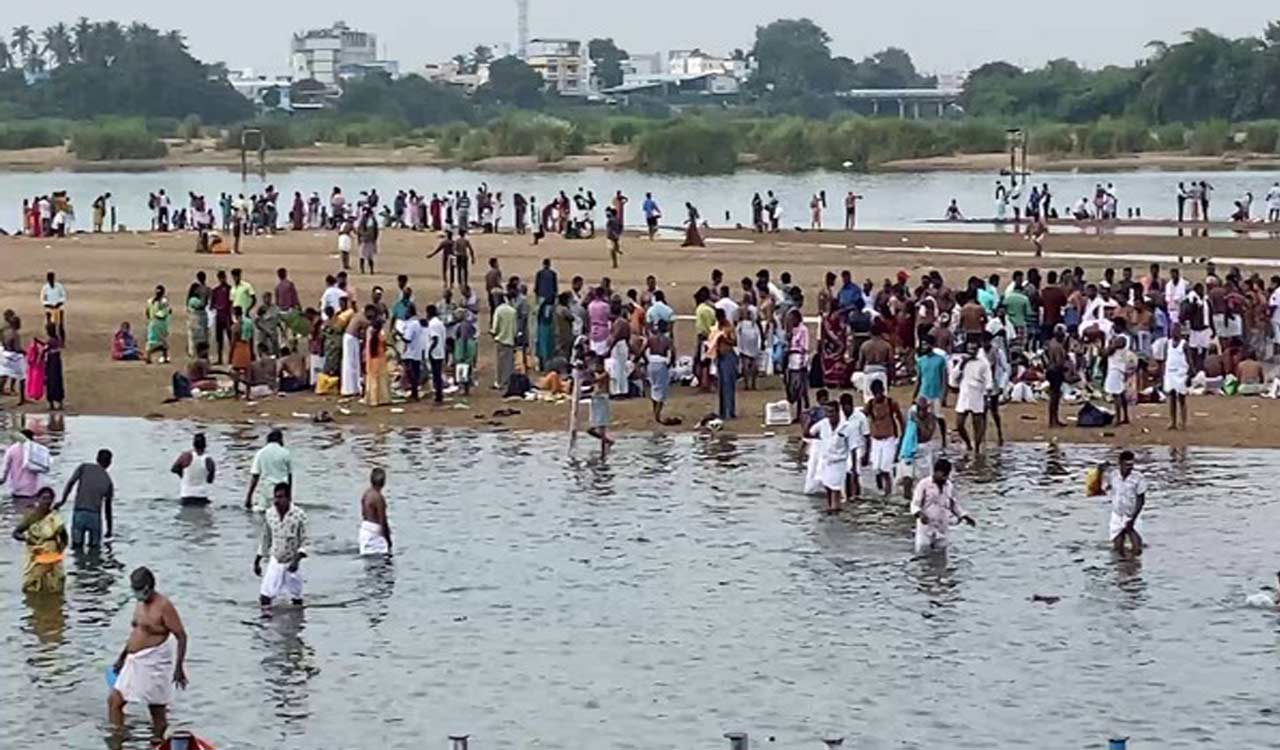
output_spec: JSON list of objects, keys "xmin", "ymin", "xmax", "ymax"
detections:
[
  {"xmin": 899, "ymin": 407, "xmax": 920, "ymax": 461},
  {"xmin": 977, "ymin": 286, "xmax": 999, "ymax": 313},
  {"xmin": 916, "ymin": 351, "xmax": 946, "ymax": 400},
  {"xmin": 836, "ymin": 282, "xmax": 864, "ymax": 312},
  {"xmin": 642, "ymin": 198, "xmax": 659, "ymax": 218}
]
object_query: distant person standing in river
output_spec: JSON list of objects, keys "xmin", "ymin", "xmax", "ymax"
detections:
[
  {"xmin": 358, "ymin": 467, "xmax": 392, "ymax": 556},
  {"xmin": 910, "ymin": 458, "xmax": 975, "ymax": 554},
  {"xmin": 171, "ymin": 433, "xmax": 215, "ymax": 506},
  {"xmin": 1102, "ymin": 450, "xmax": 1147, "ymax": 555},
  {"xmin": 255, "ymin": 482, "xmax": 308, "ymax": 607},
  {"xmin": 244, "ymin": 429, "xmax": 292, "ymax": 513},
  {"xmin": 108, "ymin": 566, "xmax": 189, "ymax": 743}
]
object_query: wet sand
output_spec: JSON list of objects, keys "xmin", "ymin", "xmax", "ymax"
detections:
[{"xmin": 2, "ymin": 225, "xmax": 1279, "ymax": 447}]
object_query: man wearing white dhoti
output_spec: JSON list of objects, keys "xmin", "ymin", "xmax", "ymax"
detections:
[
  {"xmin": 359, "ymin": 468, "xmax": 392, "ymax": 556},
  {"xmin": 808, "ymin": 401, "xmax": 857, "ymax": 514},
  {"xmin": 109, "ymin": 567, "xmax": 189, "ymax": 742},
  {"xmin": 255, "ymin": 482, "xmax": 308, "ymax": 607},
  {"xmin": 909, "ymin": 459, "xmax": 975, "ymax": 554},
  {"xmin": 340, "ymin": 306, "xmax": 368, "ymax": 396},
  {"xmin": 1102, "ymin": 450, "xmax": 1147, "ymax": 555}
]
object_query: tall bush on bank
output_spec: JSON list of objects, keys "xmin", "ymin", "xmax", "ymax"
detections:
[
  {"xmin": 633, "ymin": 118, "xmax": 739, "ymax": 174},
  {"xmin": 1188, "ymin": 119, "xmax": 1231, "ymax": 156},
  {"xmin": 69, "ymin": 119, "xmax": 167, "ymax": 160},
  {"xmin": 0, "ymin": 120, "xmax": 67, "ymax": 150},
  {"xmin": 1243, "ymin": 121, "xmax": 1280, "ymax": 153}
]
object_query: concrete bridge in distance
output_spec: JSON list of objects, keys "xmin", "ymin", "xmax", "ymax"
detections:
[{"xmin": 836, "ymin": 87, "xmax": 963, "ymax": 119}]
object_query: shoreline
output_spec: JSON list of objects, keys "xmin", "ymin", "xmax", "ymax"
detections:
[
  {"xmin": 4, "ymin": 142, "xmax": 1280, "ymax": 175},
  {"xmin": 4, "ymin": 226, "xmax": 1280, "ymax": 449}
]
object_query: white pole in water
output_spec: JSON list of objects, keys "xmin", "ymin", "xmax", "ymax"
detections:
[
  {"xmin": 725, "ymin": 732, "xmax": 749, "ymax": 750},
  {"xmin": 449, "ymin": 735, "xmax": 470, "ymax": 750}
]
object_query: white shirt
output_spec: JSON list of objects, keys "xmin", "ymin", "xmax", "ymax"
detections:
[
  {"xmin": 1267, "ymin": 186, "xmax": 1280, "ymax": 208},
  {"xmin": 1269, "ymin": 289, "xmax": 1280, "ymax": 324},
  {"xmin": 320, "ymin": 286, "xmax": 347, "ymax": 318},
  {"xmin": 250, "ymin": 443, "xmax": 292, "ymax": 512},
  {"xmin": 1107, "ymin": 469, "xmax": 1147, "ymax": 520},
  {"xmin": 840, "ymin": 408, "xmax": 870, "ymax": 456},
  {"xmin": 1165, "ymin": 339, "xmax": 1189, "ymax": 377},
  {"xmin": 809, "ymin": 418, "xmax": 856, "ymax": 464},
  {"xmin": 714, "ymin": 297, "xmax": 740, "ymax": 324},
  {"xmin": 426, "ymin": 316, "xmax": 448, "ymax": 361},
  {"xmin": 401, "ymin": 319, "xmax": 426, "ymax": 360},
  {"xmin": 41, "ymin": 282, "xmax": 67, "ymax": 307},
  {"xmin": 1165, "ymin": 279, "xmax": 1187, "ymax": 310},
  {"xmin": 911, "ymin": 478, "xmax": 967, "ymax": 541},
  {"xmin": 951, "ymin": 353, "xmax": 992, "ymax": 413}
]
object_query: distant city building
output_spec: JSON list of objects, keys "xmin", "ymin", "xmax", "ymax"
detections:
[
  {"xmin": 526, "ymin": 38, "xmax": 592, "ymax": 97},
  {"xmin": 422, "ymin": 61, "xmax": 490, "ymax": 92},
  {"xmin": 667, "ymin": 49, "xmax": 752, "ymax": 80},
  {"xmin": 227, "ymin": 69, "xmax": 294, "ymax": 112},
  {"xmin": 290, "ymin": 21, "xmax": 397, "ymax": 87},
  {"xmin": 622, "ymin": 52, "xmax": 664, "ymax": 79}
]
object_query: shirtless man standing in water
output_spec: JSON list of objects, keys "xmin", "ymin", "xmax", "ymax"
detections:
[
  {"xmin": 358, "ymin": 468, "xmax": 393, "ymax": 556},
  {"xmin": 109, "ymin": 567, "xmax": 189, "ymax": 741}
]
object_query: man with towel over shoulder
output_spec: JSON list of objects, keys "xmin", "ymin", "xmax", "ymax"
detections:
[
  {"xmin": 359, "ymin": 468, "xmax": 393, "ymax": 556},
  {"xmin": 109, "ymin": 566, "xmax": 189, "ymax": 742}
]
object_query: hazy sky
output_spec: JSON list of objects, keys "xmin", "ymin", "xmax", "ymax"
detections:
[{"xmin": 6, "ymin": 2, "xmax": 1275, "ymax": 75}]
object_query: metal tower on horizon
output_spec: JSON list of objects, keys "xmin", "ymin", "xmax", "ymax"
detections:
[{"xmin": 516, "ymin": 0, "xmax": 529, "ymax": 59}]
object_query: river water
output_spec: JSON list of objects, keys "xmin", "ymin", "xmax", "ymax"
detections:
[
  {"xmin": 1, "ymin": 415, "xmax": 1277, "ymax": 749},
  {"xmin": 4, "ymin": 166, "xmax": 1280, "ymax": 234}
]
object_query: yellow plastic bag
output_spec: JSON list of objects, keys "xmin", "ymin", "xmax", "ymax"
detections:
[
  {"xmin": 314, "ymin": 373, "xmax": 339, "ymax": 396},
  {"xmin": 1084, "ymin": 466, "xmax": 1104, "ymax": 497}
]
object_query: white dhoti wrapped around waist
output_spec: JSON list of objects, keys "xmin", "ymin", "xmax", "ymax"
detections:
[
  {"xmin": 113, "ymin": 636, "xmax": 177, "ymax": 706},
  {"xmin": 259, "ymin": 557, "xmax": 304, "ymax": 601},
  {"xmin": 358, "ymin": 521, "xmax": 389, "ymax": 556}
]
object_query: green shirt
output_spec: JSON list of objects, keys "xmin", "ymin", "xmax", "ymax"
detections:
[
  {"xmin": 695, "ymin": 303, "xmax": 716, "ymax": 337},
  {"xmin": 231, "ymin": 281, "xmax": 256, "ymax": 314},
  {"xmin": 1003, "ymin": 289, "xmax": 1031, "ymax": 327},
  {"xmin": 491, "ymin": 303, "xmax": 516, "ymax": 346}
]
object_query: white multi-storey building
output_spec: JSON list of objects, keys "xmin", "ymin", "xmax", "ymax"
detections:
[
  {"xmin": 525, "ymin": 38, "xmax": 591, "ymax": 97},
  {"xmin": 290, "ymin": 21, "xmax": 397, "ymax": 86}
]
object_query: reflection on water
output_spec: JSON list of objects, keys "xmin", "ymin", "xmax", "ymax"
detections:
[{"xmin": 1, "ymin": 416, "xmax": 1278, "ymax": 749}]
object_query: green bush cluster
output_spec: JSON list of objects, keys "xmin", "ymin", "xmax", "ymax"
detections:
[
  {"xmin": 69, "ymin": 119, "xmax": 168, "ymax": 160},
  {"xmin": 633, "ymin": 118, "xmax": 740, "ymax": 174},
  {"xmin": 0, "ymin": 120, "xmax": 67, "ymax": 150},
  {"xmin": 1242, "ymin": 121, "xmax": 1280, "ymax": 154},
  {"xmin": 1187, "ymin": 119, "xmax": 1232, "ymax": 156}
]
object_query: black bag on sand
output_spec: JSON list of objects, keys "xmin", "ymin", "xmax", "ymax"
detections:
[{"xmin": 1076, "ymin": 402, "xmax": 1113, "ymax": 427}]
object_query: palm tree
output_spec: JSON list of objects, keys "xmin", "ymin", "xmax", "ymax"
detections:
[
  {"xmin": 11, "ymin": 25, "xmax": 34, "ymax": 69},
  {"xmin": 42, "ymin": 23, "xmax": 74, "ymax": 68},
  {"xmin": 73, "ymin": 16, "xmax": 93, "ymax": 62}
]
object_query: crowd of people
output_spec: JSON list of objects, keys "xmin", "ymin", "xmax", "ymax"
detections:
[{"xmin": 941, "ymin": 178, "xmax": 1280, "ymax": 225}]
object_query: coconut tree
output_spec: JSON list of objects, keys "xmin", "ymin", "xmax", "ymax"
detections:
[
  {"xmin": 42, "ymin": 23, "xmax": 74, "ymax": 67},
  {"xmin": 72, "ymin": 16, "xmax": 93, "ymax": 62},
  {"xmin": 11, "ymin": 25, "xmax": 34, "ymax": 69}
]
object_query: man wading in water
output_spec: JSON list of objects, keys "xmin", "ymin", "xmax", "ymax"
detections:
[{"xmin": 109, "ymin": 567, "xmax": 189, "ymax": 742}]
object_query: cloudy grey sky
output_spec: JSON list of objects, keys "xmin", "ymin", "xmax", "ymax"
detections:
[{"xmin": 6, "ymin": 2, "xmax": 1275, "ymax": 75}]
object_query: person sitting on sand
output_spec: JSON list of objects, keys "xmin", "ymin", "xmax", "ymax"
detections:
[
  {"xmin": 111, "ymin": 322, "xmax": 141, "ymax": 361},
  {"xmin": 1235, "ymin": 350, "xmax": 1264, "ymax": 395},
  {"xmin": 235, "ymin": 344, "xmax": 277, "ymax": 400}
]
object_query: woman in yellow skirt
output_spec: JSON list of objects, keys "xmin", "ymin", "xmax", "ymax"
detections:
[
  {"xmin": 364, "ymin": 319, "xmax": 390, "ymax": 407},
  {"xmin": 13, "ymin": 487, "xmax": 68, "ymax": 594}
]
